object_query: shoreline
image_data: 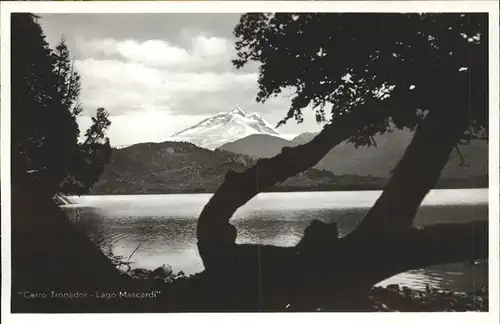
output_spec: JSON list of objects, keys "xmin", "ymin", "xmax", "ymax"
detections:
[
  {"xmin": 59, "ymin": 187, "xmax": 488, "ymax": 201},
  {"xmin": 87, "ymin": 183, "xmax": 488, "ymax": 196}
]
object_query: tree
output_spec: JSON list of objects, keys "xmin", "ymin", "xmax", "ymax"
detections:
[
  {"xmin": 52, "ymin": 37, "xmax": 83, "ymax": 119},
  {"xmin": 11, "ymin": 13, "xmax": 112, "ymax": 196},
  {"xmin": 83, "ymin": 107, "xmax": 112, "ymax": 146},
  {"xmin": 10, "ymin": 15, "xmax": 118, "ymax": 312},
  {"xmin": 51, "ymin": 39, "xmax": 112, "ymax": 194},
  {"xmin": 11, "ymin": 13, "xmax": 79, "ymax": 195},
  {"xmin": 61, "ymin": 108, "xmax": 112, "ymax": 194},
  {"xmin": 195, "ymin": 13, "xmax": 488, "ymax": 310}
]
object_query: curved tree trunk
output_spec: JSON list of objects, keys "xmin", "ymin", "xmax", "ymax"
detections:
[
  {"xmin": 197, "ymin": 107, "xmax": 391, "ymax": 270},
  {"xmin": 195, "ymin": 103, "xmax": 486, "ymax": 309}
]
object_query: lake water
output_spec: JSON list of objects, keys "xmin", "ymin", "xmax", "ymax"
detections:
[{"xmin": 61, "ymin": 189, "xmax": 488, "ymax": 293}]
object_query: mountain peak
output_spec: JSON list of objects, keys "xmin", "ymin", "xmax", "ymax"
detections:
[
  {"xmin": 248, "ymin": 112, "xmax": 262, "ymax": 120},
  {"xmin": 167, "ymin": 107, "xmax": 282, "ymax": 150},
  {"xmin": 231, "ymin": 107, "xmax": 247, "ymax": 117}
]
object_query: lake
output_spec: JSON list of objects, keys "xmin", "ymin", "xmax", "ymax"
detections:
[{"xmin": 61, "ymin": 188, "xmax": 488, "ymax": 293}]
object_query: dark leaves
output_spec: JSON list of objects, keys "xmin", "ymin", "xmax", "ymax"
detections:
[
  {"xmin": 11, "ymin": 13, "xmax": 112, "ymax": 196},
  {"xmin": 233, "ymin": 13, "xmax": 488, "ymax": 145}
]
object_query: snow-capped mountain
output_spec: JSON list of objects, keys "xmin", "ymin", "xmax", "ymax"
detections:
[{"xmin": 167, "ymin": 107, "xmax": 282, "ymax": 149}]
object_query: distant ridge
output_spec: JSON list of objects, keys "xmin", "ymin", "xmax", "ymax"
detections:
[
  {"xmin": 91, "ymin": 137, "xmax": 487, "ymax": 195},
  {"xmin": 218, "ymin": 133, "xmax": 292, "ymax": 158},
  {"xmin": 91, "ymin": 141, "xmax": 391, "ymax": 194},
  {"xmin": 219, "ymin": 130, "xmax": 488, "ymax": 181}
]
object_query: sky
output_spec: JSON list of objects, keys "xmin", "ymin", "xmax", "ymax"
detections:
[{"xmin": 37, "ymin": 13, "xmax": 324, "ymax": 146}]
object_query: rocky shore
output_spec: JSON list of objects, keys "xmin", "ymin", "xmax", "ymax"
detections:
[{"xmin": 368, "ymin": 284, "xmax": 488, "ymax": 312}]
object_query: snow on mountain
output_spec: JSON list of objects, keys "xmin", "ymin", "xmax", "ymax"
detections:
[{"xmin": 167, "ymin": 107, "xmax": 282, "ymax": 149}]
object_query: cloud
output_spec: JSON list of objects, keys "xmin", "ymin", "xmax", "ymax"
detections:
[
  {"xmin": 38, "ymin": 13, "xmax": 241, "ymax": 47},
  {"xmin": 74, "ymin": 57, "xmax": 258, "ymax": 116},
  {"xmin": 80, "ymin": 35, "xmax": 234, "ymax": 70},
  {"xmin": 192, "ymin": 35, "xmax": 230, "ymax": 56},
  {"xmin": 71, "ymin": 32, "xmax": 254, "ymax": 118},
  {"xmin": 83, "ymin": 38, "xmax": 190, "ymax": 66}
]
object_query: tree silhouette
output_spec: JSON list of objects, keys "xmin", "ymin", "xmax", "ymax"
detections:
[
  {"xmin": 10, "ymin": 14, "xmax": 119, "ymax": 312},
  {"xmin": 52, "ymin": 37, "xmax": 83, "ymax": 118},
  {"xmin": 195, "ymin": 13, "xmax": 488, "ymax": 310},
  {"xmin": 11, "ymin": 13, "xmax": 112, "ymax": 195},
  {"xmin": 11, "ymin": 13, "xmax": 78, "ymax": 195},
  {"xmin": 62, "ymin": 108, "xmax": 112, "ymax": 195},
  {"xmin": 83, "ymin": 107, "xmax": 112, "ymax": 146}
]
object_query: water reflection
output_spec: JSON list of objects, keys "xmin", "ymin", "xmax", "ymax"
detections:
[
  {"xmin": 377, "ymin": 260, "xmax": 488, "ymax": 291},
  {"xmin": 63, "ymin": 189, "xmax": 488, "ymax": 292}
]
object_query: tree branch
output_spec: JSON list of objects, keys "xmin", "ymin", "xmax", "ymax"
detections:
[{"xmin": 196, "ymin": 108, "xmax": 385, "ymax": 270}]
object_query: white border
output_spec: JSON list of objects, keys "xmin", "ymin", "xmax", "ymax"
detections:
[
  {"xmin": 0, "ymin": 0, "xmax": 498, "ymax": 13},
  {"xmin": 1, "ymin": 1, "xmax": 498, "ymax": 324}
]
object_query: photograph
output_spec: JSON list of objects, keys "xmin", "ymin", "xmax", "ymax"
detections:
[{"xmin": 2, "ymin": 0, "xmax": 497, "ymax": 316}]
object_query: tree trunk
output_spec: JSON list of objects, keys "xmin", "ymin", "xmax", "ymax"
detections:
[
  {"xmin": 195, "ymin": 99, "xmax": 485, "ymax": 309},
  {"xmin": 197, "ymin": 108, "xmax": 388, "ymax": 271},
  {"xmin": 351, "ymin": 109, "xmax": 470, "ymax": 235},
  {"xmin": 197, "ymin": 107, "xmax": 471, "ymax": 269}
]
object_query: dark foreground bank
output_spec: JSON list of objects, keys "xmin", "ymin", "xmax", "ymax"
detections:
[
  {"xmin": 116, "ymin": 265, "xmax": 489, "ymax": 312},
  {"xmin": 12, "ymin": 262, "xmax": 488, "ymax": 313}
]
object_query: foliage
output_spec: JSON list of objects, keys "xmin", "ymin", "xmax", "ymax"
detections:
[
  {"xmin": 83, "ymin": 107, "xmax": 112, "ymax": 146},
  {"xmin": 60, "ymin": 138, "xmax": 112, "ymax": 195},
  {"xmin": 11, "ymin": 13, "xmax": 112, "ymax": 195},
  {"xmin": 61, "ymin": 107, "xmax": 112, "ymax": 195},
  {"xmin": 11, "ymin": 13, "xmax": 78, "ymax": 191},
  {"xmin": 233, "ymin": 13, "xmax": 488, "ymax": 147},
  {"xmin": 52, "ymin": 37, "xmax": 83, "ymax": 119}
]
